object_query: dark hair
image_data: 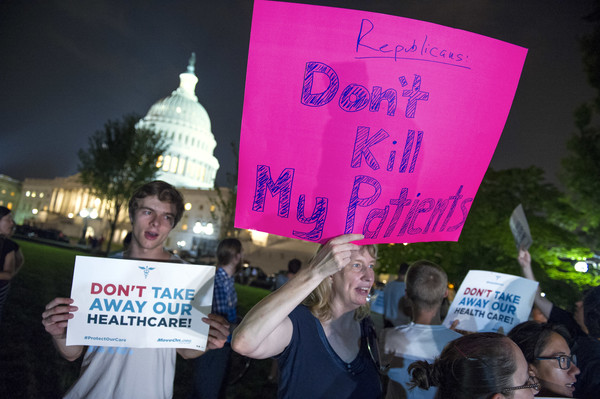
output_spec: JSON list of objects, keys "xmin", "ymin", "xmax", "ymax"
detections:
[
  {"xmin": 584, "ymin": 286, "xmax": 600, "ymax": 338},
  {"xmin": 508, "ymin": 321, "xmax": 572, "ymax": 364},
  {"xmin": 405, "ymin": 260, "xmax": 448, "ymax": 311},
  {"xmin": 409, "ymin": 333, "xmax": 518, "ymax": 399},
  {"xmin": 128, "ymin": 181, "xmax": 185, "ymax": 227},
  {"xmin": 216, "ymin": 238, "xmax": 242, "ymax": 266},
  {"xmin": 287, "ymin": 258, "xmax": 301, "ymax": 274},
  {"xmin": 0, "ymin": 206, "xmax": 11, "ymax": 219}
]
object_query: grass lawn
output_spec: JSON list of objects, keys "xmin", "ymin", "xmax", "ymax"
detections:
[{"xmin": 0, "ymin": 240, "xmax": 276, "ymax": 398}]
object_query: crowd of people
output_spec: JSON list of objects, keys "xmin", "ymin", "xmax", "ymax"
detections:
[
  {"xmin": 231, "ymin": 235, "xmax": 599, "ymax": 398},
  {"xmin": 1, "ymin": 178, "xmax": 593, "ymax": 398}
]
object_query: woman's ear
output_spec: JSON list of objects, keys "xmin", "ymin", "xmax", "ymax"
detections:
[
  {"xmin": 490, "ymin": 394, "xmax": 504, "ymax": 399},
  {"xmin": 528, "ymin": 363, "xmax": 538, "ymax": 376}
]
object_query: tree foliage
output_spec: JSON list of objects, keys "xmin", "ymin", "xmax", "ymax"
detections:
[
  {"xmin": 580, "ymin": 1, "xmax": 600, "ymax": 106},
  {"xmin": 377, "ymin": 167, "xmax": 598, "ymax": 308},
  {"xmin": 562, "ymin": 1, "xmax": 600, "ymax": 243},
  {"xmin": 78, "ymin": 113, "xmax": 169, "ymax": 254}
]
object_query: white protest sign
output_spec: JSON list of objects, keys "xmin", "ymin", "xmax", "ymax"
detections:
[
  {"xmin": 509, "ymin": 203, "xmax": 532, "ymax": 250},
  {"xmin": 443, "ymin": 270, "xmax": 538, "ymax": 333},
  {"xmin": 66, "ymin": 256, "xmax": 215, "ymax": 350}
]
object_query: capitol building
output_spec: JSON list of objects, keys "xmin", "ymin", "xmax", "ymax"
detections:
[
  {"xmin": 138, "ymin": 53, "xmax": 219, "ymax": 190},
  {"xmin": 0, "ymin": 55, "xmax": 318, "ymax": 273}
]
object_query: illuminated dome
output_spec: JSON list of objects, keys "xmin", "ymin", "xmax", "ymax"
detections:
[{"xmin": 138, "ymin": 53, "xmax": 219, "ymax": 189}]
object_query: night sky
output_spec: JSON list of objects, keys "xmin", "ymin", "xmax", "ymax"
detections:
[{"xmin": 0, "ymin": 0, "xmax": 596, "ymax": 187}]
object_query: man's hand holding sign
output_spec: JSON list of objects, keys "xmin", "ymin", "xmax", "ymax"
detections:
[{"xmin": 41, "ymin": 181, "xmax": 229, "ymax": 398}]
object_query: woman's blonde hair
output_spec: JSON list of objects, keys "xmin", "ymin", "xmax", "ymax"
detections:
[{"xmin": 303, "ymin": 244, "xmax": 377, "ymax": 322}]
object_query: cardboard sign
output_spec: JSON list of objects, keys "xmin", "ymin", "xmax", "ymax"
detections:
[
  {"xmin": 509, "ymin": 204, "xmax": 533, "ymax": 250},
  {"xmin": 443, "ymin": 270, "xmax": 538, "ymax": 333},
  {"xmin": 235, "ymin": 0, "xmax": 527, "ymax": 244},
  {"xmin": 66, "ymin": 256, "xmax": 215, "ymax": 350}
]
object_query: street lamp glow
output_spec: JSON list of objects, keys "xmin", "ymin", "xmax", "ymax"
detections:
[
  {"xmin": 184, "ymin": 202, "xmax": 192, "ymax": 211},
  {"xmin": 31, "ymin": 208, "xmax": 38, "ymax": 215},
  {"xmin": 89, "ymin": 209, "xmax": 99, "ymax": 219},
  {"xmin": 574, "ymin": 261, "xmax": 589, "ymax": 273},
  {"xmin": 193, "ymin": 221, "xmax": 214, "ymax": 235},
  {"xmin": 80, "ymin": 209, "xmax": 89, "ymax": 218}
]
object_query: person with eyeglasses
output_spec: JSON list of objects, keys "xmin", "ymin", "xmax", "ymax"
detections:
[
  {"xmin": 409, "ymin": 332, "xmax": 538, "ymax": 399},
  {"xmin": 232, "ymin": 234, "xmax": 382, "ymax": 398},
  {"xmin": 518, "ymin": 249, "xmax": 600, "ymax": 398},
  {"xmin": 508, "ymin": 321, "xmax": 580, "ymax": 397}
]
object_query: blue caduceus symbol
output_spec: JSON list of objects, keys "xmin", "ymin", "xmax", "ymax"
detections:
[{"xmin": 139, "ymin": 266, "xmax": 155, "ymax": 279}]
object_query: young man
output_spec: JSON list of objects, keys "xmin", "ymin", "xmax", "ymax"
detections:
[
  {"xmin": 42, "ymin": 180, "xmax": 230, "ymax": 399},
  {"xmin": 191, "ymin": 238, "xmax": 243, "ymax": 399},
  {"xmin": 382, "ymin": 260, "xmax": 461, "ymax": 399}
]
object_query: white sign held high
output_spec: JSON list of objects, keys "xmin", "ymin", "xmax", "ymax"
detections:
[{"xmin": 443, "ymin": 270, "xmax": 538, "ymax": 334}]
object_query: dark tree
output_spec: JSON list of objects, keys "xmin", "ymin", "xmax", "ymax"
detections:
[
  {"xmin": 562, "ymin": 0, "xmax": 600, "ymax": 245},
  {"xmin": 377, "ymin": 167, "xmax": 596, "ymax": 308},
  {"xmin": 78, "ymin": 113, "xmax": 169, "ymax": 254}
]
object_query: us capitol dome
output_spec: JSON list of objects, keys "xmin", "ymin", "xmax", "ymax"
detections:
[{"xmin": 137, "ymin": 53, "xmax": 219, "ymax": 189}]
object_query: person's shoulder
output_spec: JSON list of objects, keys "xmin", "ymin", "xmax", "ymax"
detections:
[
  {"xmin": 435, "ymin": 325, "xmax": 462, "ymax": 339},
  {"xmin": 289, "ymin": 304, "xmax": 312, "ymax": 320},
  {"xmin": 214, "ymin": 267, "xmax": 229, "ymax": 279},
  {"xmin": 384, "ymin": 322, "xmax": 414, "ymax": 338},
  {"xmin": 169, "ymin": 253, "xmax": 186, "ymax": 263},
  {"xmin": 384, "ymin": 280, "xmax": 404, "ymax": 291},
  {"xmin": 0, "ymin": 237, "xmax": 18, "ymax": 251}
]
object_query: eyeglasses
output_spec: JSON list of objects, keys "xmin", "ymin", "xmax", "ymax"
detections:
[
  {"xmin": 501, "ymin": 375, "xmax": 541, "ymax": 394},
  {"xmin": 536, "ymin": 354, "xmax": 577, "ymax": 370}
]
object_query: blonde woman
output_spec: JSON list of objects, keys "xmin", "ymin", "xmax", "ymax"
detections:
[{"xmin": 232, "ymin": 234, "xmax": 382, "ymax": 398}]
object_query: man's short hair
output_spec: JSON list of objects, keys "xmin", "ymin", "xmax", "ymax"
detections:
[
  {"xmin": 216, "ymin": 238, "xmax": 242, "ymax": 266},
  {"xmin": 405, "ymin": 260, "xmax": 448, "ymax": 310},
  {"xmin": 584, "ymin": 285, "xmax": 600, "ymax": 338},
  {"xmin": 128, "ymin": 180, "xmax": 185, "ymax": 227},
  {"xmin": 288, "ymin": 258, "xmax": 302, "ymax": 274}
]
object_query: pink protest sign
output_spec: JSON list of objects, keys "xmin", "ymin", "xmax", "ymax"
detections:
[{"xmin": 235, "ymin": 0, "xmax": 527, "ymax": 244}]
